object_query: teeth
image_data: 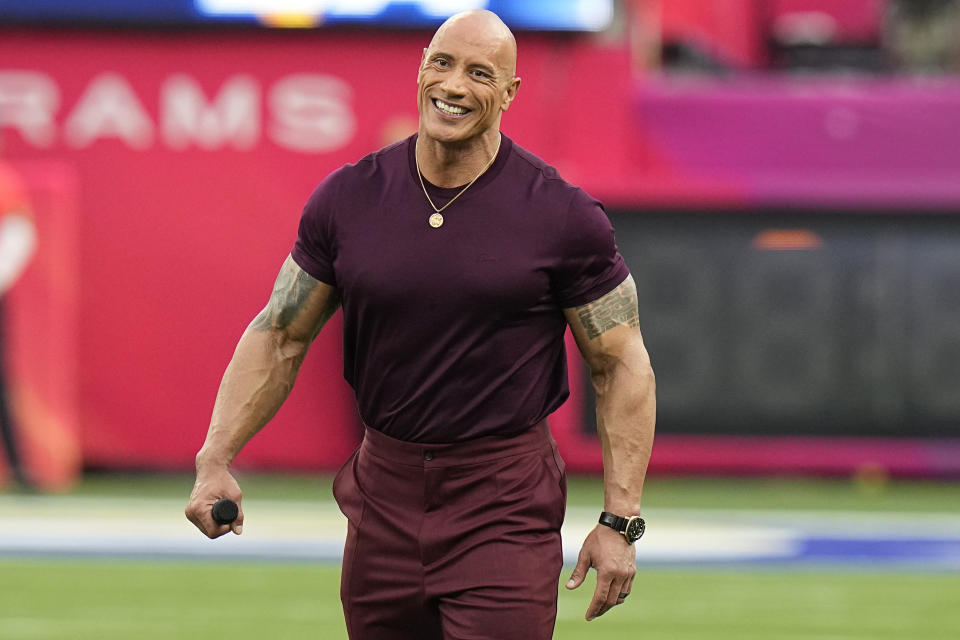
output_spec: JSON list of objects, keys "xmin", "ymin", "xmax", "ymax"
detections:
[{"xmin": 435, "ymin": 99, "xmax": 468, "ymax": 115}]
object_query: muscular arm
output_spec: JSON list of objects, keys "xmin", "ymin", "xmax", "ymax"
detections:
[
  {"xmin": 563, "ymin": 274, "xmax": 656, "ymax": 620},
  {"xmin": 566, "ymin": 274, "xmax": 655, "ymax": 514},
  {"xmin": 186, "ymin": 255, "xmax": 340, "ymax": 537}
]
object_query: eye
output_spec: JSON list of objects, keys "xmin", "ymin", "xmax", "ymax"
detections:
[
  {"xmin": 432, "ymin": 57, "xmax": 449, "ymax": 68},
  {"xmin": 471, "ymin": 69, "xmax": 492, "ymax": 79}
]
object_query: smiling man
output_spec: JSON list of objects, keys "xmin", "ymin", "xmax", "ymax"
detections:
[{"xmin": 186, "ymin": 9, "xmax": 655, "ymax": 640}]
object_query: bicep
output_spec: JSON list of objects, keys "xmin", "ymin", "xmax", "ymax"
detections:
[
  {"xmin": 250, "ymin": 255, "xmax": 340, "ymax": 342},
  {"xmin": 564, "ymin": 275, "xmax": 644, "ymax": 371}
]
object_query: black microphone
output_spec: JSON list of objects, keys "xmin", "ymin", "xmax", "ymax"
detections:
[{"xmin": 211, "ymin": 498, "xmax": 239, "ymax": 525}]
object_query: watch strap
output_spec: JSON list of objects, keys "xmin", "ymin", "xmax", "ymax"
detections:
[{"xmin": 598, "ymin": 511, "xmax": 628, "ymax": 533}]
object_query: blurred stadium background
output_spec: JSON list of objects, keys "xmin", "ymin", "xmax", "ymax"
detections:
[{"xmin": 1, "ymin": 0, "xmax": 959, "ymax": 638}]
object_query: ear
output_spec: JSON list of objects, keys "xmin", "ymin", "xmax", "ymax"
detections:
[{"xmin": 500, "ymin": 76, "xmax": 521, "ymax": 112}]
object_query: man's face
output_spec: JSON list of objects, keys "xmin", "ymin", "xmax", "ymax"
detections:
[{"xmin": 416, "ymin": 19, "xmax": 519, "ymax": 145}]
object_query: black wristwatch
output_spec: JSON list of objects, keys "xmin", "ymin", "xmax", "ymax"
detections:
[{"xmin": 599, "ymin": 511, "xmax": 646, "ymax": 544}]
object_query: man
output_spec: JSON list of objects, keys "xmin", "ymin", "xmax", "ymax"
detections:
[
  {"xmin": 186, "ymin": 9, "xmax": 655, "ymax": 638},
  {"xmin": 0, "ymin": 151, "xmax": 37, "ymax": 489}
]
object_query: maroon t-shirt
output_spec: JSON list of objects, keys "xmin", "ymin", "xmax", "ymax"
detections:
[{"xmin": 292, "ymin": 134, "xmax": 629, "ymax": 443}]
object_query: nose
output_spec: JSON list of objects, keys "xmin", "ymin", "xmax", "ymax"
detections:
[{"xmin": 438, "ymin": 68, "xmax": 468, "ymax": 97}]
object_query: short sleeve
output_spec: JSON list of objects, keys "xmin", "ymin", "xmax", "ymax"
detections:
[
  {"xmin": 291, "ymin": 170, "xmax": 340, "ymax": 287},
  {"xmin": 552, "ymin": 189, "xmax": 630, "ymax": 308}
]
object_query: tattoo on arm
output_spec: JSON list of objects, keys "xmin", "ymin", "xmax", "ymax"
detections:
[
  {"xmin": 575, "ymin": 278, "xmax": 640, "ymax": 340},
  {"xmin": 251, "ymin": 258, "xmax": 335, "ymax": 333}
]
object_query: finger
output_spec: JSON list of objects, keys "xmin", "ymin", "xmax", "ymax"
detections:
[
  {"xmin": 565, "ymin": 550, "xmax": 591, "ymax": 590},
  {"xmin": 231, "ymin": 503, "xmax": 245, "ymax": 535},
  {"xmin": 601, "ymin": 575, "xmax": 627, "ymax": 616},
  {"xmin": 185, "ymin": 503, "xmax": 212, "ymax": 537},
  {"xmin": 596, "ymin": 564, "xmax": 635, "ymax": 616},
  {"xmin": 585, "ymin": 574, "xmax": 613, "ymax": 621},
  {"xmin": 608, "ymin": 576, "xmax": 629, "ymax": 608},
  {"xmin": 201, "ymin": 506, "xmax": 232, "ymax": 539},
  {"xmin": 619, "ymin": 574, "xmax": 635, "ymax": 603},
  {"xmin": 185, "ymin": 500, "xmax": 232, "ymax": 539},
  {"xmin": 616, "ymin": 578, "xmax": 633, "ymax": 605}
]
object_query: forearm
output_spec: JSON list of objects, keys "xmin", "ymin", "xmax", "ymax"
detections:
[
  {"xmin": 186, "ymin": 257, "xmax": 338, "ymax": 539},
  {"xmin": 593, "ymin": 340, "xmax": 656, "ymax": 514},
  {"xmin": 196, "ymin": 324, "xmax": 310, "ymax": 470}
]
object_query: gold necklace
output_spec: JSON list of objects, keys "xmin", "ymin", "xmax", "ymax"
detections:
[{"xmin": 416, "ymin": 136, "xmax": 501, "ymax": 229}]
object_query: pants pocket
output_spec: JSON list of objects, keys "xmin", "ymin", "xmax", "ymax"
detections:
[
  {"xmin": 541, "ymin": 449, "xmax": 567, "ymax": 529},
  {"xmin": 332, "ymin": 446, "xmax": 364, "ymax": 524}
]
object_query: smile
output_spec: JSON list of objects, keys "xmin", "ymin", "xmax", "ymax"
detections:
[{"xmin": 432, "ymin": 98, "xmax": 471, "ymax": 117}]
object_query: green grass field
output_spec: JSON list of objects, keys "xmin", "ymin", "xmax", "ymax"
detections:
[
  {"xmin": 1, "ymin": 560, "xmax": 958, "ymax": 639},
  {"xmin": 2, "ymin": 473, "xmax": 959, "ymax": 639}
]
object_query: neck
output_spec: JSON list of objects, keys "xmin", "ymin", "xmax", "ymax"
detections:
[{"xmin": 415, "ymin": 131, "xmax": 502, "ymax": 187}]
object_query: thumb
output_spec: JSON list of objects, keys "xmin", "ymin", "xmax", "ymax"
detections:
[
  {"xmin": 566, "ymin": 551, "xmax": 591, "ymax": 590},
  {"xmin": 230, "ymin": 506, "xmax": 244, "ymax": 535}
]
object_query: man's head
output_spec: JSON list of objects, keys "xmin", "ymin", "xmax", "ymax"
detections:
[{"xmin": 417, "ymin": 10, "xmax": 521, "ymax": 146}]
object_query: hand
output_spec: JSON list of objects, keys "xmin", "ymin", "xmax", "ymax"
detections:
[
  {"xmin": 565, "ymin": 524, "xmax": 636, "ymax": 621},
  {"xmin": 185, "ymin": 466, "xmax": 244, "ymax": 539}
]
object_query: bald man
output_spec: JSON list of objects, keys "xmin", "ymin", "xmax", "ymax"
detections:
[{"xmin": 186, "ymin": 10, "xmax": 655, "ymax": 639}]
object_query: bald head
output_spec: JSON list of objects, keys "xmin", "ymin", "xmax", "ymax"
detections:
[{"xmin": 428, "ymin": 10, "xmax": 518, "ymax": 78}]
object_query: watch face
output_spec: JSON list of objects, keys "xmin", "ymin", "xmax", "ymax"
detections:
[{"xmin": 626, "ymin": 517, "xmax": 645, "ymax": 543}]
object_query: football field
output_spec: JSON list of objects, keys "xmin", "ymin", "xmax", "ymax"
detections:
[
  {"xmin": 2, "ymin": 474, "xmax": 959, "ymax": 639},
  {"xmin": 2, "ymin": 560, "xmax": 958, "ymax": 639}
]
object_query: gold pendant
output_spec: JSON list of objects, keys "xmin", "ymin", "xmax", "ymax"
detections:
[{"xmin": 428, "ymin": 213, "xmax": 444, "ymax": 228}]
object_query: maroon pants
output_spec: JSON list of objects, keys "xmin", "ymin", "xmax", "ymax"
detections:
[{"xmin": 332, "ymin": 421, "xmax": 567, "ymax": 640}]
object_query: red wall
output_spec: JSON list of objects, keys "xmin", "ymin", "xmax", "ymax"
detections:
[
  {"xmin": 1, "ymin": 28, "xmax": 634, "ymax": 472},
  {"xmin": 7, "ymin": 26, "xmax": 955, "ymax": 479}
]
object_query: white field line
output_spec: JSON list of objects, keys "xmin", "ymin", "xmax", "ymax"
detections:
[{"xmin": 2, "ymin": 496, "xmax": 959, "ymax": 563}]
